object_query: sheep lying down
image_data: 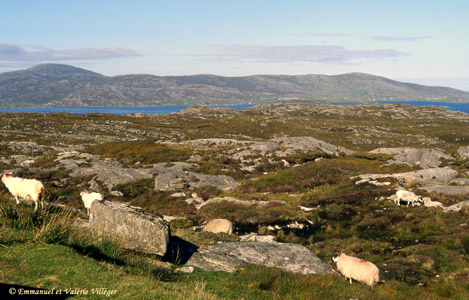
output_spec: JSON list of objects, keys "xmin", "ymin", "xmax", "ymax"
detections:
[
  {"xmin": 332, "ymin": 253, "xmax": 379, "ymax": 287},
  {"xmin": 1, "ymin": 172, "xmax": 45, "ymax": 212}
]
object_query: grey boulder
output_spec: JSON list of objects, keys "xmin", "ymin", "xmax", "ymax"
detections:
[{"xmin": 89, "ymin": 200, "xmax": 169, "ymax": 256}]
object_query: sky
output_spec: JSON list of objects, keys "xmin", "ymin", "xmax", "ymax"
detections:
[{"xmin": 1, "ymin": 0, "xmax": 469, "ymax": 90}]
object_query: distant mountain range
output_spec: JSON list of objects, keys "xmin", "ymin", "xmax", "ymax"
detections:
[{"xmin": 0, "ymin": 64, "xmax": 468, "ymax": 108}]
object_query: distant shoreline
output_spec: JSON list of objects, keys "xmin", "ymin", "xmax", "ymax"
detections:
[{"xmin": 0, "ymin": 101, "xmax": 468, "ymax": 114}]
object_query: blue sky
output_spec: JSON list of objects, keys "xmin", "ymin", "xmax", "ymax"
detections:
[{"xmin": 1, "ymin": 0, "xmax": 468, "ymax": 90}]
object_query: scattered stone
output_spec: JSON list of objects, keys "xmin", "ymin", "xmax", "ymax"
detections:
[
  {"xmin": 286, "ymin": 221, "xmax": 307, "ymax": 229},
  {"xmin": 89, "ymin": 200, "xmax": 169, "ymax": 256},
  {"xmin": 170, "ymin": 192, "xmax": 186, "ymax": 198},
  {"xmin": 109, "ymin": 191, "xmax": 123, "ymax": 197},
  {"xmin": 186, "ymin": 242, "xmax": 333, "ymax": 274},
  {"xmin": 175, "ymin": 266, "xmax": 194, "ymax": 273},
  {"xmin": 422, "ymin": 197, "xmax": 443, "ymax": 208},
  {"xmin": 185, "ymin": 197, "xmax": 204, "ymax": 205},
  {"xmin": 203, "ymin": 219, "xmax": 233, "ymax": 234},
  {"xmin": 163, "ymin": 215, "xmax": 187, "ymax": 222},
  {"xmin": 188, "ymin": 154, "xmax": 203, "ymax": 162},
  {"xmin": 195, "ymin": 197, "xmax": 286, "ymax": 210},
  {"xmin": 299, "ymin": 205, "xmax": 318, "ymax": 212},
  {"xmin": 240, "ymin": 233, "xmax": 276, "ymax": 243},
  {"xmin": 457, "ymin": 146, "xmax": 469, "ymax": 159},
  {"xmin": 444, "ymin": 200, "xmax": 469, "ymax": 212}
]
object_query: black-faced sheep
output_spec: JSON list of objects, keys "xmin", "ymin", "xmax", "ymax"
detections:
[
  {"xmin": 332, "ymin": 253, "xmax": 379, "ymax": 287},
  {"xmin": 1, "ymin": 172, "xmax": 45, "ymax": 212}
]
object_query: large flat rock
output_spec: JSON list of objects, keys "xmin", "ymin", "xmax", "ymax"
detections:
[
  {"xmin": 89, "ymin": 201, "xmax": 169, "ymax": 256},
  {"xmin": 187, "ymin": 242, "xmax": 333, "ymax": 275}
]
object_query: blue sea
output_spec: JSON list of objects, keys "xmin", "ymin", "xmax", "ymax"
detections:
[
  {"xmin": 0, "ymin": 101, "xmax": 468, "ymax": 114},
  {"xmin": 378, "ymin": 100, "xmax": 469, "ymax": 114},
  {"xmin": 0, "ymin": 104, "xmax": 254, "ymax": 115}
]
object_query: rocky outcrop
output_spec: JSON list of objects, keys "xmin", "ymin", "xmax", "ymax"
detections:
[
  {"xmin": 89, "ymin": 200, "xmax": 169, "ymax": 256},
  {"xmin": 421, "ymin": 185, "xmax": 469, "ymax": 195},
  {"xmin": 370, "ymin": 147, "xmax": 452, "ymax": 168},
  {"xmin": 1, "ymin": 154, "xmax": 35, "ymax": 166},
  {"xmin": 58, "ymin": 151, "xmax": 153, "ymax": 191},
  {"xmin": 154, "ymin": 169, "xmax": 189, "ymax": 191},
  {"xmin": 188, "ymin": 172, "xmax": 238, "ymax": 190},
  {"xmin": 355, "ymin": 167, "xmax": 459, "ymax": 185},
  {"xmin": 272, "ymin": 136, "xmax": 354, "ymax": 156},
  {"xmin": 203, "ymin": 219, "xmax": 233, "ymax": 234},
  {"xmin": 186, "ymin": 242, "xmax": 333, "ymax": 274},
  {"xmin": 250, "ymin": 142, "xmax": 280, "ymax": 154},
  {"xmin": 154, "ymin": 170, "xmax": 237, "ymax": 192}
]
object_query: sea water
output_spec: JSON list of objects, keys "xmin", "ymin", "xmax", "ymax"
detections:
[{"xmin": 0, "ymin": 102, "xmax": 468, "ymax": 114}]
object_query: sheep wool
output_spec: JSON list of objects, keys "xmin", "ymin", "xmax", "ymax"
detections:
[
  {"xmin": 333, "ymin": 253, "xmax": 379, "ymax": 287},
  {"xmin": 80, "ymin": 190, "xmax": 104, "ymax": 216},
  {"xmin": 395, "ymin": 190, "xmax": 423, "ymax": 207},
  {"xmin": 1, "ymin": 172, "xmax": 45, "ymax": 212}
]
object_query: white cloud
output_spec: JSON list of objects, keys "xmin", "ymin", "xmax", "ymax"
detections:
[
  {"xmin": 204, "ymin": 44, "xmax": 407, "ymax": 64},
  {"xmin": 0, "ymin": 43, "xmax": 143, "ymax": 63},
  {"xmin": 371, "ymin": 36, "xmax": 433, "ymax": 41}
]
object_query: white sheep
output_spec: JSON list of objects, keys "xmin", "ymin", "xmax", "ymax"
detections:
[
  {"xmin": 80, "ymin": 190, "xmax": 104, "ymax": 217},
  {"xmin": 332, "ymin": 253, "xmax": 379, "ymax": 287},
  {"xmin": 1, "ymin": 172, "xmax": 45, "ymax": 212},
  {"xmin": 395, "ymin": 190, "xmax": 423, "ymax": 207}
]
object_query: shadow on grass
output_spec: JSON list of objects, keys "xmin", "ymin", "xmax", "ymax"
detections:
[
  {"xmin": 163, "ymin": 236, "xmax": 198, "ymax": 265},
  {"xmin": 0, "ymin": 283, "xmax": 71, "ymax": 300},
  {"xmin": 68, "ymin": 243, "xmax": 126, "ymax": 266}
]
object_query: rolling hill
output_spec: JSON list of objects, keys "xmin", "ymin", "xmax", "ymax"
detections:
[{"xmin": 1, "ymin": 64, "xmax": 468, "ymax": 107}]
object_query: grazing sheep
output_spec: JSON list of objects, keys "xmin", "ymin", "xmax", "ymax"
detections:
[
  {"xmin": 1, "ymin": 172, "xmax": 45, "ymax": 212},
  {"xmin": 80, "ymin": 190, "xmax": 104, "ymax": 217},
  {"xmin": 395, "ymin": 190, "xmax": 423, "ymax": 207},
  {"xmin": 332, "ymin": 253, "xmax": 379, "ymax": 287}
]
